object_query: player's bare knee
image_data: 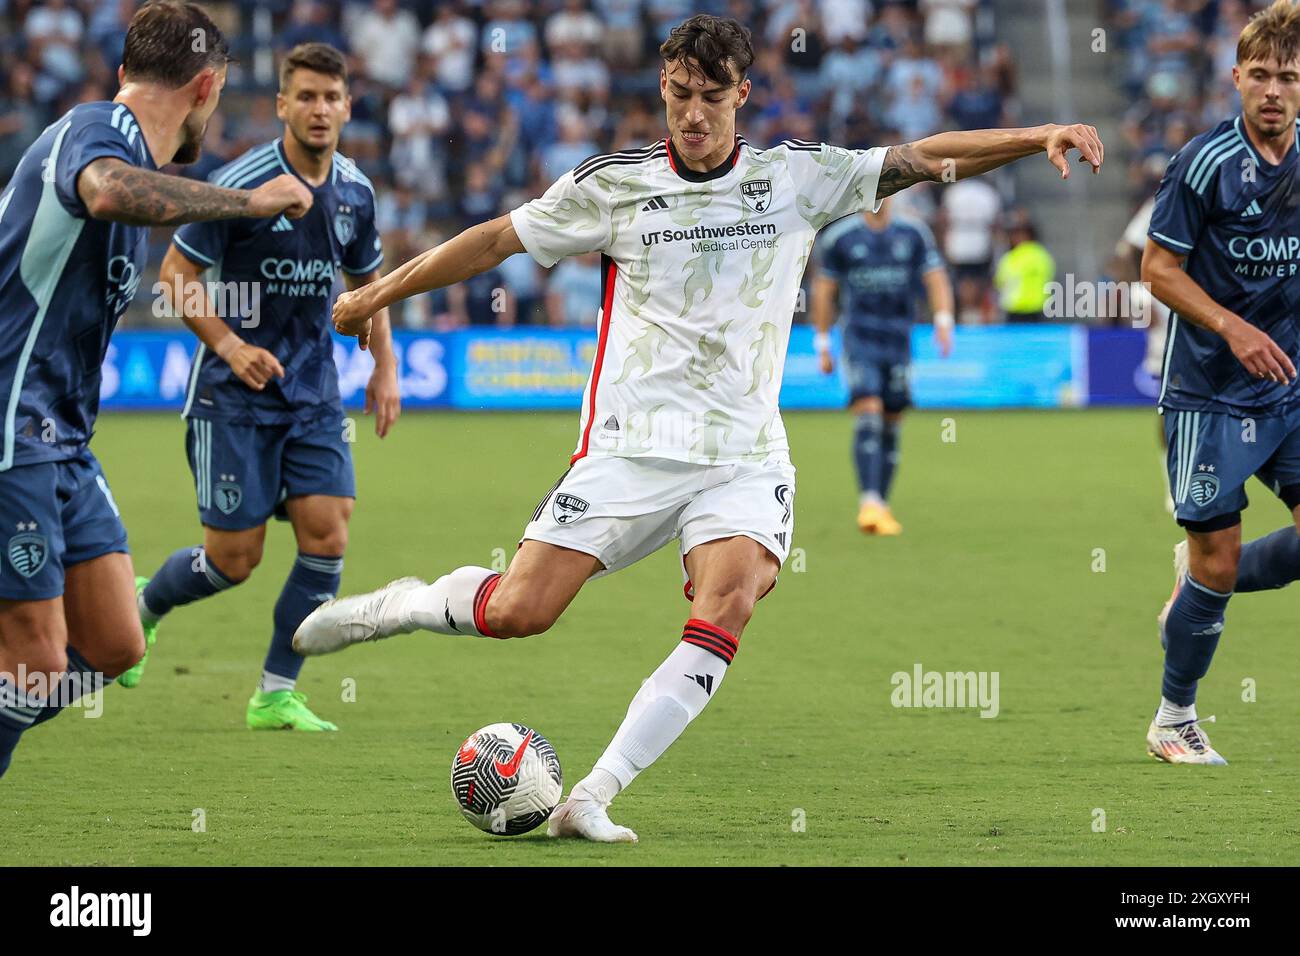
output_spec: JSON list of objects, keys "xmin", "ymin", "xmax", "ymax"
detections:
[
  {"xmin": 852, "ymin": 396, "xmax": 884, "ymax": 415},
  {"xmin": 2, "ymin": 633, "xmax": 67, "ymax": 681},
  {"xmin": 484, "ymin": 589, "xmax": 557, "ymax": 638},
  {"xmin": 1193, "ymin": 549, "xmax": 1239, "ymax": 592},
  {"xmin": 206, "ymin": 542, "xmax": 262, "ymax": 583},
  {"xmin": 693, "ymin": 584, "xmax": 757, "ymax": 636},
  {"xmin": 92, "ymin": 627, "xmax": 146, "ymax": 678},
  {"xmin": 300, "ymin": 524, "xmax": 348, "ymax": 557}
]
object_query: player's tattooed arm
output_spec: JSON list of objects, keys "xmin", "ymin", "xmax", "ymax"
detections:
[
  {"xmin": 876, "ymin": 124, "xmax": 1104, "ymax": 199},
  {"xmin": 78, "ymin": 158, "xmax": 312, "ymax": 226}
]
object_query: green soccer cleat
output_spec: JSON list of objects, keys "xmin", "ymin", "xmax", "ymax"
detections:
[
  {"xmin": 245, "ymin": 690, "xmax": 338, "ymax": 732},
  {"xmin": 116, "ymin": 576, "xmax": 157, "ymax": 689}
]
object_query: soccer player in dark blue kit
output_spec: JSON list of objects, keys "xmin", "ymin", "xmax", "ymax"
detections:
[
  {"xmin": 123, "ymin": 43, "xmax": 401, "ymax": 732},
  {"xmin": 811, "ymin": 196, "xmax": 954, "ymax": 535},
  {"xmin": 0, "ymin": 1, "xmax": 313, "ymax": 779},
  {"xmin": 1144, "ymin": 0, "xmax": 1300, "ymax": 765}
]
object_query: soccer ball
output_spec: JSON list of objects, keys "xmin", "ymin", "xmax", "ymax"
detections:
[{"xmin": 450, "ymin": 723, "xmax": 563, "ymax": 835}]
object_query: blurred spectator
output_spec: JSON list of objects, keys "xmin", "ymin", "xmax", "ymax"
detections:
[
  {"xmin": 995, "ymin": 214, "xmax": 1056, "ymax": 323},
  {"xmin": 389, "ymin": 71, "xmax": 451, "ymax": 197},
  {"xmin": 939, "ymin": 178, "xmax": 1001, "ymax": 324},
  {"xmin": 348, "ymin": 0, "xmax": 420, "ymax": 90},
  {"xmin": 0, "ymin": 64, "xmax": 42, "ymax": 182},
  {"xmin": 422, "ymin": 3, "xmax": 477, "ymax": 94},
  {"xmin": 547, "ymin": 251, "xmax": 603, "ymax": 327},
  {"xmin": 279, "ymin": 1, "xmax": 349, "ymax": 53},
  {"xmin": 547, "ymin": 0, "xmax": 604, "ymax": 50}
]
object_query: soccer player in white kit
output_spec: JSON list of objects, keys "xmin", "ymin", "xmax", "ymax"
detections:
[{"xmin": 295, "ymin": 15, "xmax": 1104, "ymax": 842}]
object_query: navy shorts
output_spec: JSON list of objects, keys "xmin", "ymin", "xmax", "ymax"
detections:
[
  {"xmin": 186, "ymin": 413, "xmax": 355, "ymax": 531},
  {"xmin": 844, "ymin": 338, "xmax": 910, "ymax": 411},
  {"xmin": 1164, "ymin": 406, "xmax": 1300, "ymax": 531},
  {"xmin": 0, "ymin": 451, "xmax": 129, "ymax": 601}
]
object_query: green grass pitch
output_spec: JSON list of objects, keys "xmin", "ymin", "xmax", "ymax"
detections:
[{"xmin": 2, "ymin": 408, "xmax": 1297, "ymax": 866}]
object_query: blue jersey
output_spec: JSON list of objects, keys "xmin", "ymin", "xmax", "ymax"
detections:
[
  {"xmin": 816, "ymin": 215, "xmax": 942, "ymax": 361},
  {"xmin": 0, "ymin": 101, "xmax": 155, "ymax": 471},
  {"xmin": 1149, "ymin": 114, "xmax": 1300, "ymax": 416},
  {"xmin": 173, "ymin": 139, "xmax": 383, "ymax": 425}
]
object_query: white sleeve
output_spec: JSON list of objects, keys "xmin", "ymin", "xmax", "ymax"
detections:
[
  {"xmin": 791, "ymin": 143, "xmax": 888, "ymax": 225},
  {"xmin": 509, "ymin": 169, "xmax": 611, "ymax": 269}
]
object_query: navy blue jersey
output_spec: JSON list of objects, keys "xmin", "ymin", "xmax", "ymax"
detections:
[
  {"xmin": 1149, "ymin": 114, "xmax": 1300, "ymax": 416},
  {"xmin": 0, "ymin": 101, "xmax": 155, "ymax": 471},
  {"xmin": 173, "ymin": 139, "xmax": 383, "ymax": 424},
  {"xmin": 816, "ymin": 214, "xmax": 942, "ymax": 361}
]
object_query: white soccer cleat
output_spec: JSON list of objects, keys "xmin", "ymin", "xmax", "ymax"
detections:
[
  {"xmin": 1146, "ymin": 716, "xmax": 1228, "ymax": 765},
  {"xmin": 292, "ymin": 577, "xmax": 427, "ymax": 656},
  {"xmin": 1156, "ymin": 540, "xmax": 1189, "ymax": 650},
  {"xmin": 547, "ymin": 797, "xmax": 639, "ymax": 843}
]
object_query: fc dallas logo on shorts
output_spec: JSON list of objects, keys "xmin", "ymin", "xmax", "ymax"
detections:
[{"xmin": 552, "ymin": 493, "xmax": 589, "ymax": 524}]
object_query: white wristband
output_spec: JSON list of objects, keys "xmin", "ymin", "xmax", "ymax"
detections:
[
  {"xmin": 934, "ymin": 311, "xmax": 955, "ymax": 332},
  {"xmin": 214, "ymin": 333, "xmax": 243, "ymax": 362},
  {"xmin": 813, "ymin": 331, "xmax": 831, "ymax": 353}
]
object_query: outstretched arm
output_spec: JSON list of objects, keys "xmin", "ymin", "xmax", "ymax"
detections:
[
  {"xmin": 332, "ymin": 213, "xmax": 525, "ymax": 338},
  {"xmin": 876, "ymin": 124, "xmax": 1105, "ymax": 199},
  {"xmin": 77, "ymin": 158, "xmax": 312, "ymax": 226}
]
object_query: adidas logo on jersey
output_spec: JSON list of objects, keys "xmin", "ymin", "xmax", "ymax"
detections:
[
  {"xmin": 271, "ymin": 215, "xmax": 294, "ymax": 232},
  {"xmin": 1242, "ymin": 199, "xmax": 1263, "ymax": 218},
  {"xmin": 602, "ymin": 414, "xmax": 620, "ymax": 431},
  {"xmin": 641, "ymin": 196, "xmax": 668, "ymax": 212}
]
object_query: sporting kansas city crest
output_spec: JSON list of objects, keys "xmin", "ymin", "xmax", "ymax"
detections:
[
  {"xmin": 7, "ymin": 524, "xmax": 48, "ymax": 579},
  {"xmin": 552, "ymin": 493, "xmax": 589, "ymax": 524},
  {"xmin": 333, "ymin": 204, "xmax": 355, "ymax": 245},
  {"xmin": 740, "ymin": 179, "xmax": 772, "ymax": 213},
  {"xmin": 1188, "ymin": 466, "xmax": 1220, "ymax": 506},
  {"xmin": 214, "ymin": 474, "xmax": 243, "ymax": 515}
]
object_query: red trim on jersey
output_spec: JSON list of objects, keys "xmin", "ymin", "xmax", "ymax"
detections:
[
  {"xmin": 570, "ymin": 255, "xmax": 617, "ymax": 464},
  {"xmin": 664, "ymin": 136, "xmax": 677, "ymax": 172},
  {"xmin": 473, "ymin": 572, "xmax": 502, "ymax": 638}
]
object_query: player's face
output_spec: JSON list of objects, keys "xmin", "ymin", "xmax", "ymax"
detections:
[
  {"xmin": 277, "ymin": 69, "xmax": 351, "ymax": 156},
  {"xmin": 1233, "ymin": 57, "xmax": 1300, "ymax": 140},
  {"xmin": 175, "ymin": 65, "xmax": 227, "ymax": 166},
  {"xmin": 660, "ymin": 58, "xmax": 750, "ymax": 170}
]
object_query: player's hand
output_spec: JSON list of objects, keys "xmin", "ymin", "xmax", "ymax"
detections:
[
  {"xmin": 365, "ymin": 363, "xmax": 401, "ymax": 438},
  {"xmin": 1043, "ymin": 123, "xmax": 1104, "ymax": 179},
  {"xmin": 227, "ymin": 344, "xmax": 284, "ymax": 391},
  {"xmin": 333, "ymin": 288, "xmax": 374, "ymax": 349},
  {"xmin": 937, "ymin": 324, "xmax": 954, "ymax": 358},
  {"xmin": 248, "ymin": 174, "xmax": 313, "ymax": 220},
  {"xmin": 818, "ymin": 351, "xmax": 834, "ymax": 375},
  {"xmin": 1223, "ymin": 318, "xmax": 1297, "ymax": 384}
]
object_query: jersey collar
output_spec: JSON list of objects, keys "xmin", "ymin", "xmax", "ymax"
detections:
[
  {"xmin": 665, "ymin": 135, "xmax": 744, "ymax": 182},
  {"xmin": 274, "ymin": 137, "xmax": 336, "ymax": 189}
]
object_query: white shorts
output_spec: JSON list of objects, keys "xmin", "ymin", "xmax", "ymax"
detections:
[{"xmin": 521, "ymin": 454, "xmax": 797, "ymax": 595}]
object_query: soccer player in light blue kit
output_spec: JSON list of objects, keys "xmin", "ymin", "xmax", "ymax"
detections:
[
  {"xmin": 0, "ymin": 1, "xmax": 312, "ymax": 778},
  {"xmin": 1144, "ymin": 0, "xmax": 1300, "ymax": 765},
  {"xmin": 811, "ymin": 196, "xmax": 953, "ymax": 535},
  {"xmin": 122, "ymin": 43, "xmax": 401, "ymax": 732}
]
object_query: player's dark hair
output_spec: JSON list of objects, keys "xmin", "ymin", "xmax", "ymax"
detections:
[
  {"xmin": 659, "ymin": 15, "xmax": 755, "ymax": 87},
  {"xmin": 121, "ymin": 1, "xmax": 231, "ymax": 89},
  {"xmin": 1238, "ymin": 0, "xmax": 1300, "ymax": 67},
  {"xmin": 279, "ymin": 42, "xmax": 349, "ymax": 92}
]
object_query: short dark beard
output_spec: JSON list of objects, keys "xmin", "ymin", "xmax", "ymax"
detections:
[
  {"xmin": 290, "ymin": 124, "xmax": 334, "ymax": 158},
  {"xmin": 172, "ymin": 116, "xmax": 206, "ymax": 165}
]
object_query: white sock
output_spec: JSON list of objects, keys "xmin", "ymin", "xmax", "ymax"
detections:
[
  {"xmin": 387, "ymin": 566, "xmax": 497, "ymax": 636},
  {"xmin": 138, "ymin": 590, "xmax": 162, "ymax": 626},
  {"xmin": 859, "ymin": 491, "xmax": 884, "ymax": 507},
  {"xmin": 259, "ymin": 670, "xmax": 295, "ymax": 693},
  {"xmin": 1156, "ymin": 696, "xmax": 1197, "ymax": 726},
  {"xmin": 573, "ymin": 631, "xmax": 734, "ymax": 805}
]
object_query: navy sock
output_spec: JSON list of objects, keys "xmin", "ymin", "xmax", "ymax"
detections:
[
  {"xmin": 264, "ymin": 553, "xmax": 343, "ymax": 683},
  {"xmin": 0, "ymin": 675, "xmax": 38, "ymax": 779},
  {"xmin": 1236, "ymin": 526, "xmax": 1300, "ymax": 592},
  {"xmin": 853, "ymin": 411, "xmax": 884, "ymax": 497},
  {"xmin": 29, "ymin": 648, "xmax": 101, "ymax": 728},
  {"xmin": 1162, "ymin": 574, "xmax": 1231, "ymax": 706},
  {"xmin": 881, "ymin": 419, "xmax": 901, "ymax": 501},
  {"xmin": 142, "ymin": 546, "xmax": 237, "ymax": 618}
]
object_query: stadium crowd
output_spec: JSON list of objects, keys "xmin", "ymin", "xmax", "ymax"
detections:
[{"xmin": 2, "ymin": 0, "xmax": 1031, "ymax": 327}]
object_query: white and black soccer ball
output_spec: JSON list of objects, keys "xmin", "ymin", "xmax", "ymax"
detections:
[{"xmin": 450, "ymin": 723, "xmax": 563, "ymax": 835}]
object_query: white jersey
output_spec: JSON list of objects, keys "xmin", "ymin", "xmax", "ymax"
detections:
[{"xmin": 510, "ymin": 136, "xmax": 886, "ymax": 465}]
